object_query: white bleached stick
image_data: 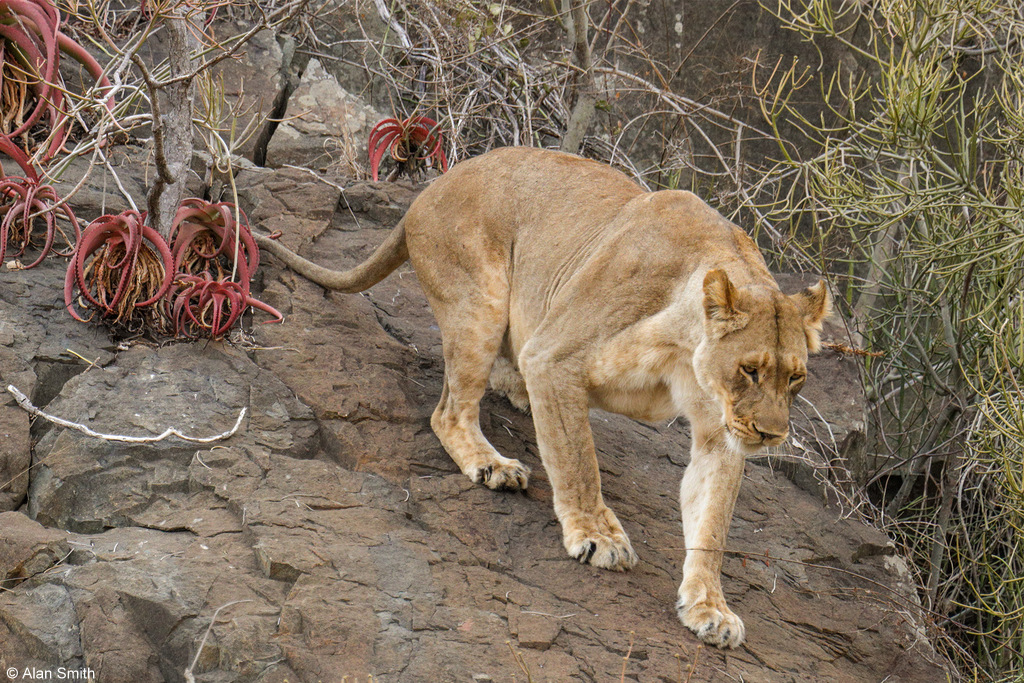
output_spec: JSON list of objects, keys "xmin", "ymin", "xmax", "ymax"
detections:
[{"xmin": 5, "ymin": 384, "xmax": 246, "ymax": 444}]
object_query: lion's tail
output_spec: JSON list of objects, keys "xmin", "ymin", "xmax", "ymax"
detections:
[{"xmin": 255, "ymin": 221, "xmax": 409, "ymax": 293}]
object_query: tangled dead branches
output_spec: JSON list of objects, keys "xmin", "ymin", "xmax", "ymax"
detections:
[{"xmin": 336, "ymin": 0, "xmax": 772, "ymax": 202}]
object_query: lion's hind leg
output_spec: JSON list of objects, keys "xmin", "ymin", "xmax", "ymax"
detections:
[
  {"xmin": 489, "ymin": 356, "xmax": 531, "ymax": 413},
  {"xmin": 429, "ymin": 297, "xmax": 531, "ymax": 492}
]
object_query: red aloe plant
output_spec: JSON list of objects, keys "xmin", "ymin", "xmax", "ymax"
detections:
[
  {"xmin": 164, "ymin": 198, "xmax": 284, "ymax": 339},
  {"xmin": 0, "ymin": 136, "xmax": 79, "ymax": 267},
  {"xmin": 168, "ymin": 198, "xmax": 258, "ymax": 282},
  {"xmin": 63, "ymin": 199, "xmax": 284, "ymax": 339},
  {"xmin": 64, "ymin": 209, "xmax": 174, "ymax": 323},
  {"xmin": 0, "ymin": 133, "xmax": 33, "ymax": 176},
  {"xmin": 368, "ymin": 115, "xmax": 448, "ymax": 182},
  {"xmin": 168, "ymin": 272, "xmax": 282, "ymax": 340},
  {"xmin": 164, "ymin": 198, "xmax": 285, "ymax": 339},
  {"xmin": 0, "ymin": 0, "xmax": 114, "ymax": 159}
]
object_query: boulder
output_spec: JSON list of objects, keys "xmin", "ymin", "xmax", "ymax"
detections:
[
  {"xmin": 0, "ymin": 512, "xmax": 70, "ymax": 587},
  {"xmin": 0, "ymin": 166, "xmax": 949, "ymax": 682},
  {"xmin": 265, "ymin": 58, "xmax": 383, "ymax": 171}
]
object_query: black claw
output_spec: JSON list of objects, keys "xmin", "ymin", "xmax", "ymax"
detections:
[
  {"xmin": 582, "ymin": 541, "xmax": 597, "ymax": 564},
  {"xmin": 481, "ymin": 465, "xmax": 493, "ymax": 483}
]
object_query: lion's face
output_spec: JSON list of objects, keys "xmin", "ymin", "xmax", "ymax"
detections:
[{"xmin": 693, "ymin": 270, "xmax": 830, "ymax": 450}]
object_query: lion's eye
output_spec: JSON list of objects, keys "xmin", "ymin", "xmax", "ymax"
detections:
[{"xmin": 741, "ymin": 365, "xmax": 759, "ymax": 383}]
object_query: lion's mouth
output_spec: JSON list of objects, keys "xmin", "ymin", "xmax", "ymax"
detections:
[
  {"xmin": 717, "ymin": 391, "xmax": 789, "ymax": 448},
  {"xmin": 727, "ymin": 421, "xmax": 788, "ymax": 448}
]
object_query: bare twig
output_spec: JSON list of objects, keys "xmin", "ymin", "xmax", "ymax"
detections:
[
  {"xmin": 5, "ymin": 384, "xmax": 247, "ymax": 444},
  {"xmin": 184, "ymin": 600, "xmax": 254, "ymax": 683}
]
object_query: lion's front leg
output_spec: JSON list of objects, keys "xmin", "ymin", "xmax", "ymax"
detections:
[
  {"xmin": 677, "ymin": 426, "xmax": 746, "ymax": 648},
  {"xmin": 519, "ymin": 347, "xmax": 638, "ymax": 572}
]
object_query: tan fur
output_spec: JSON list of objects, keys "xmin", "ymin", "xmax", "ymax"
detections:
[{"xmin": 255, "ymin": 147, "xmax": 831, "ymax": 649}]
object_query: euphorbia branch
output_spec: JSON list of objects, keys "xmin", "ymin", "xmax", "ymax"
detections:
[
  {"xmin": 130, "ymin": 54, "xmax": 174, "ymax": 185},
  {"xmin": 55, "ymin": 28, "xmax": 115, "ymax": 113}
]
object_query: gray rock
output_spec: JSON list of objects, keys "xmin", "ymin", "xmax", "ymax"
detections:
[
  {"xmin": 47, "ymin": 152, "xmax": 152, "ymax": 224},
  {"xmin": 0, "ymin": 582, "xmax": 82, "ymax": 664},
  {"xmin": 0, "ymin": 158, "xmax": 949, "ymax": 682},
  {"xmin": 0, "ymin": 252, "xmax": 116, "ymax": 513},
  {"xmin": 0, "ymin": 512, "xmax": 70, "ymax": 587},
  {"xmin": 265, "ymin": 58, "xmax": 383, "ymax": 171},
  {"xmin": 27, "ymin": 343, "xmax": 317, "ymax": 533},
  {"xmin": 0, "ymin": 392, "xmax": 31, "ymax": 512}
]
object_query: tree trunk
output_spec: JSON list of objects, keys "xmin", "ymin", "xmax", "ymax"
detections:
[
  {"xmin": 147, "ymin": 9, "xmax": 197, "ymax": 239},
  {"xmin": 560, "ymin": 0, "xmax": 596, "ymax": 155}
]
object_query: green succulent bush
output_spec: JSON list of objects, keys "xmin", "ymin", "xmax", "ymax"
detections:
[{"xmin": 750, "ymin": 0, "xmax": 1024, "ymax": 676}]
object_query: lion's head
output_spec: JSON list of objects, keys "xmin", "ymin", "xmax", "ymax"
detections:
[{"xmin": 692, "ymin": 269, "xmax": 831, "ymax": 451}]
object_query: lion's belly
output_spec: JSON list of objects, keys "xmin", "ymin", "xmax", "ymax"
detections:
[{"xmin": 589, "ymin": 382, "xmax": 680, "ymax": 422}]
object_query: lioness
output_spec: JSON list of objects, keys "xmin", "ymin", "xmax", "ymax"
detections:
[{"xmin": 255, "ymin": 147, "xmax": 830, "ymax": 648}]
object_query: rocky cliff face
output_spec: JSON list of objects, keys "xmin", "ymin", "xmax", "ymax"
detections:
[{"xmin": 0, "ymin": 165, "xmax": 949, "ymax": 682}]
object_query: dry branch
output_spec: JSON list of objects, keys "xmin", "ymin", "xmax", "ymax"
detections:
[{"xmin": 5, "ymin": 384, "xmax": 247, "ymax": 444}]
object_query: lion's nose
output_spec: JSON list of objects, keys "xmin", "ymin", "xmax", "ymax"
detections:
[{"xmin": 753, "ymin": 423, "xmax": 788, "ymax": 443}]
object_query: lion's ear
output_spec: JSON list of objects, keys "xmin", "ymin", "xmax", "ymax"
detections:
[
  {"xmin": 792, "ymin": 280, "xmax": 832, "ymax": 353},
  {"xmin": 703, "ymin": 269, "xmax": 748, "ymax": 337}
]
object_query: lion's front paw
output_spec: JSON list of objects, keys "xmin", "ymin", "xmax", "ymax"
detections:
[
  {"xmin": 676, "ymin": 584, "xmax": 745, "ymax": 649},
  {"xmin": 562, "ymin": 507, "xmax": 638, "ymax": 571},
  {"xmin": 473, "ymin": 456, "xmax": 530, "ymax": 491}
]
